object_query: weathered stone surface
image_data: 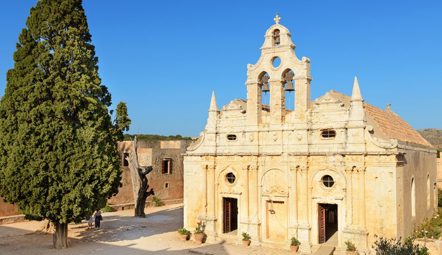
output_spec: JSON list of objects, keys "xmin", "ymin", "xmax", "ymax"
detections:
[{"xmin": 183, "ymin": 16, "xmax": 437, "ymax": 254}]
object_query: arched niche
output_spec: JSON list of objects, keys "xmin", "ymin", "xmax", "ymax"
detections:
[
  {"xmin": 281, "ymin": 69, "xmax": 295, "ymax": 111},
  {"xmin": 272, "ymin": 29, "xmax": 281, "ymax": 47},
  {"xmin": 257, "ymin": 71, "xmax": 270, "ymax": 108},
  {"xmin": 261, "ymin": 169, "xmax": 288, "ymax": 197}
]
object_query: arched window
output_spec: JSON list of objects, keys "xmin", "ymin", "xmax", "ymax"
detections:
[
  {"xmin": 282, "ymin": 69, "xmax": 295, "ymax": 110},
  {"xmin": 411, "ymin": 178, "xmax": 416, "ymax": 218},
  {"xmin": 273, "ymin": 29, "xmax": 280, "ymax": 46},
  {"xmin": 258, "ymin": 72, "xmax": 270, "ymax": 108}
]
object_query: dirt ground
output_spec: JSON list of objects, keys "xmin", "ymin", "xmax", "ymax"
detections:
[{"xmin": 0, "ymin": 204, "xmax": 295, "ymax": 255}]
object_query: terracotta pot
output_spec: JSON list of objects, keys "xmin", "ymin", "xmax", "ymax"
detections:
[
  {"xmin": 290, "ymin": 245, "xmax": 299, "ymax": 252},
  {"xmin": 242, "ymin": 240, "xmax": 251, "ymax": 247},
  {"xmin": 194, "ymin": 233, "xmax": 206, "ymax": 244},
  {"xmin": 178, "ymin": 233, "xmax": 189, "ymax": 241},
  {"xmin": 346, "ymin": 251, "xmax": 359, "ymax": 255}
]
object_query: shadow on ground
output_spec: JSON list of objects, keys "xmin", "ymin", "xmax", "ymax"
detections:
[
  {"xmin": 0, "ymin": 205, "xmax": 235, "ymax": 255},
  {"xmin": 74, "ymin": 206, "xmax": 183, "ymax": 242}
]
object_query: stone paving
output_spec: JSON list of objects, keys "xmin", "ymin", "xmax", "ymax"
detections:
[{"xmin": 0, "ymin": 204, "xmax": 302, "ymax": 255}]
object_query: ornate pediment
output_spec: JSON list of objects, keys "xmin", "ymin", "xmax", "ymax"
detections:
[
  {"xmin": 221, "ymin": 99, "xmax": 247, "ymax": 112},
  {"xmin": 314, "ymin": 91, "xmax": 344, "ymax": 106}
]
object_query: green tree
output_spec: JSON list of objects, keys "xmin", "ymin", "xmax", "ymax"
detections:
[
  {"xmin": 114, "ymin": 102, "xmax": 131, "ymax": 140},
  {"xmin": 0, "ymin": 0, "xmax": 125, "ymax": 248}
]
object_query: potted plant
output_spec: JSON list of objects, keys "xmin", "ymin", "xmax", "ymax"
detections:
[
  {"xmin": 290, "ymin": 237, "xmax": 301, "ymax": 252},
  {"xmin": 177, "ymin": 228, "xmax": 191, "ymax": 241},
  {"xmin": 193, "ymin": 222, "xmax": 206, "ymax": 244},
  {"xmin": 242, "ymin": 232, "xmax": 251, "ymax": 246},
  {"xmin": 345, "ymin": 240, "xmax": 358, "ymax": 255}
]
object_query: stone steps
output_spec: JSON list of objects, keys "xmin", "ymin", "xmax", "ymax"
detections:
[{"xmin": 313, "ymin": 245, "xmax": 336, "ymax": 255}]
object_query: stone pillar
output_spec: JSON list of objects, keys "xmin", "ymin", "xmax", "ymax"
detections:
[
  {"xmin": 205, "ymin": 163, "xmax": 217, "ymax": 242},
  {"xmin": 249, "ymin": 164, "xmax": 260, "ymax": 242},
  {"xmin": 297, "ymin": 166, "xmax": 312, "ymax": 253},
  {"xmin": 269, "ymin": 80, "xmax": 284, "ymax": 125},
  {"xmin": 240, "ymin": 165, "xmax": 250, "ymax": 233},
  {"xmin": 345, "ymin": 167, "xmax": 353, "ymax": 226},
  {"xmin": 360, "ymin": 167, "xmax": 366, "ymax": 229},
  {"xmin": 294, "ymin": 78, "xmax": 311, "ymax": 120},
  {"xmin": 343, "ymin": 165, "xmax": 368, "ymax": 251},
  {"xmin": 352, "ymin": 167, "xmax": 359, "ymax": 226},
  {"xmin": 246, "ymin": 82, "xmax": 261, "ymax": 125},
  {"xmin": 288, "ymin": 165, "xmax": 298, "ymax": 238}
]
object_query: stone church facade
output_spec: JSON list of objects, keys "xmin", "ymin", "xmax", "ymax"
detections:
[{"xmin": 183, "ymin": 17, "xmax": 437, "ymax": 253}]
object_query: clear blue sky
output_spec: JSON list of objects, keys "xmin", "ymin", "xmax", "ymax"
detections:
[{"xmin": 1, "ymin": 1, "xmax": 441, "ymax": 136}]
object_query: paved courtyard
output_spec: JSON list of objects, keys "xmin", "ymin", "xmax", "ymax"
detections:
[{"xmin": 0, "ymin": 204, "xmax": 296, "ymax": 255}]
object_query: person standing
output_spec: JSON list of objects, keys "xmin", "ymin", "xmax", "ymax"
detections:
[{"xmin": 94, "ymin": 209, "xmax": 102, "ymax": 229}]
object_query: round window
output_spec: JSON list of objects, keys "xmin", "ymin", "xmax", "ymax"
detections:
[
  {"xmin": 226, "ymin": 172, "xmax": 236, "ymax": 184},
  {"xmin": 272, "ymin": 56, "xmax": 281, "ymax": 68},
  {"xmin": 321, "ymin": 175, "xmax": 334, "ymax": 188}
]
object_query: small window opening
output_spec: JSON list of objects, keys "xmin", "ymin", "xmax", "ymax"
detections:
[
  {"xmin": 227, "ymin": 134, "xmax": 237, "ymax": 141},
  {"xmin": 321, "ymin": 129, "xmax": 336, "ymax": 139},
  {"xmin": 123, "ymin": 153, "xmax": 129, "ymax": 167},
  {"xmin": 273, "ymin": 29, "xmax": 280, "ymax": 46},
  {"xmin": 162, "ymin": 158, "xmax": 173, "ymax": 174},
  {"xmin": 322, "ymin": 175, "xmax": 335, "ymax": 188},
  {"xmin": 226, "ymin": 172, "xmax": 236, "ymax": 184},
  {"xmin": 164, "ymin": 182, "xmax": 169, "ymax": 189},
  {"xmin": 272, "ymin": 57, "xmax": 281, "ymax": 68}
]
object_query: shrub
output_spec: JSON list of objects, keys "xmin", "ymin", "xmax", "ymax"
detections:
[
  {"xmin": 242, "ymin": 232, "xmax": 251, "ymax": 241},
  {"xmin": 178, "ymin": 228, "xmax": 190, "ymax": 235},
  {"xmin": 101, "ymin": 204, "xmax": 115, "ymax": 213},
  {"xmin": 373, "ymin": 236, "xmax": 428, "ymax": 255},
  {"xmin": 152, "ymin": 196, "xmax": 164, "ymax": 207},
  {"xmin": 413, "ymin": 208, "xmax": 442, "ymax": 239},
  {"xmin": 345, "ymin": 240, "xmax": 357, "ymax": 251},
  {"xmin": 290, "ymin": 237, "xmax": 301, "ymax": 246}
]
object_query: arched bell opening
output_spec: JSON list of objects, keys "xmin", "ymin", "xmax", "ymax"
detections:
[
  {"xmin": 258, "ymin": 71, "xmax": 270, "ymax": 110},
  {"xmin": 273, "ymin": 29, "xmax": 281, "ymax": 47},
  {"xmin": 282, "ymin": 69, "xmax": 295, "ymax": 111}
]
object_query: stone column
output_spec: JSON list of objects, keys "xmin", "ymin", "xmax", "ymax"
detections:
[
  {"xmin": 240, "ymin": 165, "xmax": 250, "ymax": 232},
  {"xmin": 205, "ymin": 163, "xmax": 217, "ymax": 242},
  {"xmin": 246, "ymin": 82, "xmax": 261, "ymax": 125},
  {"xmin": 352, "ymin": 167, "xmax": 359, "ymax": 226},
  {"xmin": 294, "ymin": 78, "xmax": 311, "ymax": 120},
  {"xmin": 345, "ymin": 167, "xmax": 353, "ymax": 226},
  {"xmin": 297, "ymin": 165, "xmax": 311, "ymax": 253},
  {"xmin": 288, "ymin": 165, "xmax": 298, "ymax": 237},
  {"xmin": 249, "ymin": 164, "xmax": 260, "ymax": 242},
  {"xmin": 360, "ymin": 167, "xmax": 366, "ymax": 229}
]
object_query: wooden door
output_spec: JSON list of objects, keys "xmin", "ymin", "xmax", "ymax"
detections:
[
  {"xmin": 223, "ymin": 198, "xmax": 232, "ymax": 233},
  {"xmin": 318, "ymin": 204, "xmax": 326, "ymax": 244}
]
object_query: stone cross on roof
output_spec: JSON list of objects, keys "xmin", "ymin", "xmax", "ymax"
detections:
[{"xmin": 274, "ymin": 14, "xmax": 281, "ymax": 24}]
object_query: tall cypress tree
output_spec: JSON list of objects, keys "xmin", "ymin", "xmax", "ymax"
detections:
[{"xmin": 0, "ymin": 0, "xmax": 125, "ymax": 248}]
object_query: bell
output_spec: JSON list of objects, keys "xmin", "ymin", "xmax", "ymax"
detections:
[
  {"xmin": 284, "ymin": 81, "xmax": 294, "ymax": 91},
  {"xmin": 259, "ymin": 73, "xmax": 270, "ymax": 93},
  {"xmin": 262, "ymin": 83, "xmax": 270, "ymax": 93},
  {"xmin": 283, "ymin": 70, "xmax": 295, "ymax": 92}
]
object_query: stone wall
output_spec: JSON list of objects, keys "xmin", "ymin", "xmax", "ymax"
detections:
[
  {"xmin": 109, "ymin": 139, "xmax": 191, "ymax": 207},
  {"xmin": 0, "ymin": 197, "xmax": 19, "ymax": 217}
]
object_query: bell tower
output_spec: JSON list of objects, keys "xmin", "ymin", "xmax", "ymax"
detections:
[{"xmin": 246, "ymin": 15, "xmax": 312, "ymax": 125}]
